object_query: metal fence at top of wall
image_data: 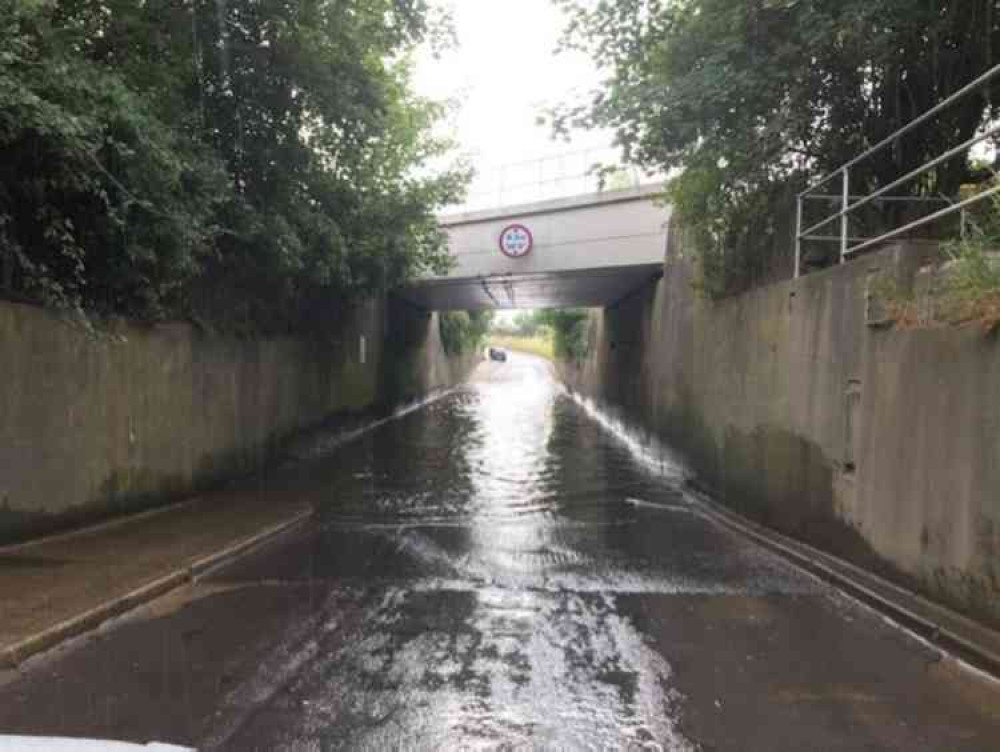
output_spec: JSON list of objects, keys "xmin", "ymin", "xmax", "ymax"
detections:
[
  {"xmin": 795, "ymin": 63, "xmax": 1000, "ymax": 278},
  {"xmin": 444, "ymin": 148, "xmax": 653, "ymax": 215}
]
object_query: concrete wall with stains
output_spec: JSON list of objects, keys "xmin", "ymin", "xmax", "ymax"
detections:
[
  {"xmin": 560, "ymin": 227, "xmax": 1000, "ymax": 627},
  {"xmin": 0, "ymin": 297, "xmax": 472, "ymax": 542},
  {"xmin": 381, "ymin": 298, "xmax": 482, "ymax": 405}
]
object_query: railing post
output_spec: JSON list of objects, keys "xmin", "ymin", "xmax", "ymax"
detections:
[
  {"xmin": 794, "ymin": 194, "xmax": 803, "ymax": 279},
  {"xmin": 840, "ymin": 167, "xmax": 850, "ymax": 263}
]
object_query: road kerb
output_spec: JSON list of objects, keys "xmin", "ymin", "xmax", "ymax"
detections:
[
  {"xmin": 691, "ymin": 493, "xmax": 1000, "ymax": 681},
  {"xmin": 0, "ymin": 509, "xmax": 312, "ymax": 670},
  {"xmin": 0, "ymin": 497, "xmax": 204, "ymax": 556}
]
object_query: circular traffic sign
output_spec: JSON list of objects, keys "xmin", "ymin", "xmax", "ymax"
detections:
[{"xmin": 498, "ymin": 224, "xmax": 533, "ymax": 258}]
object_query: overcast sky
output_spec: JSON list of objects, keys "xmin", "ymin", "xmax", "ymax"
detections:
[{"xmin": 414, "ymin": 0, "xmax": 620, "ymax": 205}]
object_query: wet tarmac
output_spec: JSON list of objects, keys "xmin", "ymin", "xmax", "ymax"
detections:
[{"xmin": 2, "ymin": 354, "xmax": 999, "ymax": 750}]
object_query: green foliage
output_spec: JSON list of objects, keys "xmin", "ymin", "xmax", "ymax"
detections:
[
  {"xmin": 483, "ymin": 309, "xmax": 592, "ymax": 360},
  {"xmin": 534, "ymin": 308, "xmax": 591, "ymax": 362},
  {"xmin": 491, "ymin": 310, "xmax": 546, "ymax": 338},
  {"xmin": 439, "ymin": 310, "xmax": 493, "ymax": 355},
  {"xmin": 0, "ymin": 1, "xmax": 228, "ymax": 315},
  {"xmin": 487, "ymin": 333, "xmax": 554, "ymax": 361},
  {"xmin": 512, "ymin": 311, "xmax": 542, "ymax": 337},
  {"xmin": 939, "ymin": 189, "xmax": 1000, "ymax": 330},
  {"xmin": 941, "ymin": 242, "xmax": 1000, "ymax": 329},
  {"xmin": 870, "ymin": 185, "xmax": 1000, "ymax": 331},
  {"xmin": 0, "ymin": 0, "xmax": 467, "ymax": 329},
  {"xmin": 602, "ymin": 167, "xmax": 637, "ymax": 192},
  {"xmin": 553, "ymin": 0, "xmax": 1000, "ymax": 297}
]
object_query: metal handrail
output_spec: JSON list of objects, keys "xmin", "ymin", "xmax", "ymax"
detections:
[
  {"xmin": 800, "ymin": 63, "xmax": 1000, "ymax": 190},
  {"xmin": 844, "ymin": 184, "xmax": 1000, "ymax": 257},
  {"xmin": 798, "ymin": 122, "xmax": 1000, "ymax": 241},
  {"xmin": 446, "ymin": 147, "xmax": 654, "ymax": 213},
  {"xmin": 472, "ymin": 146, "xmax": 617, "ymax": 171},
  {"xmin": 461, "ymin": 169, "xmax": 635, "ymax": 197},
  {"xmin": 795, "ymin": 62, "xmax": 1000, "ymax": 277},
  {"xmin": 803, "ymin": 195, "xmax": 952, "ymax": 203}
]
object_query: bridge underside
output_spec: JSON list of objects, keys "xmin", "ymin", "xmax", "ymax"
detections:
[{"xmin": 395, "ymin": 264, "xmax": 663, "ymax": 311}]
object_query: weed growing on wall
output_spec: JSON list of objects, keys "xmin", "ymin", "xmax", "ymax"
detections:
[
  {"xmin": 871, "ymin": 188, "xmax": 1000, "ymax": 333},
  {"xmin": 552, "ymin": 0, "xmax": 1000, "ymax": 298},
  {"xmin": 940, "ymin": 192, "xmax": 1000, "ymax": 331}
]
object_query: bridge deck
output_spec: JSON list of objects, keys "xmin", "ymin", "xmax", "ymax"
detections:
[{"xmin": 400, "ymin": 184, "xmax": 670, "ymax": 310}]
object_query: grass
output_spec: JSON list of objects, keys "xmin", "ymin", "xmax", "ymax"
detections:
[
  {"xmin": 872, "ymin": 249, "xmax": 1000, "ymax": 333},
  {"xmin": 487, "ymin": 334, "xmax": 555, "ymax": 361},
  {"xmin": 870, "ymin": 186, "xmax": 1000, "ymax": 334},
  {"xmin": 937, "ymin": 240, "xmax": 1000, "ymax": 331}
]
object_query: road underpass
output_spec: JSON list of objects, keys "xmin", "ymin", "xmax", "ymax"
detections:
[{"xmin": 2, "ymin": 354, "xmax": 998, "ymax": 750}]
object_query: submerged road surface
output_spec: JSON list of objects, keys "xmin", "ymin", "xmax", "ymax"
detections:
[{"xmin": 2, "ymin": 354, "xmax": 1000, "ymax": 750}]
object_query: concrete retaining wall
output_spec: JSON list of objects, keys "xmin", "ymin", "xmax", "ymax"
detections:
[
  {"xmin": 0, "ymin": 296, "xmax": 472, "ymax": 541},
  {"xmin": 382, "ymin": 298, "xmax": 481, "ymax": 404},
  {"xmin": 561, "ymin": 230, "xmax": 1000, "ymax": 627}
]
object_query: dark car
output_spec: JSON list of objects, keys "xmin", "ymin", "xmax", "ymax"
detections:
[{"xmin": 488, "ymin": 347, "xmax": 507, "ymax": 362}]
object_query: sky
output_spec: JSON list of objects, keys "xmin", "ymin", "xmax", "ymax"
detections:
[{"xmin": 413, "ymin": 0, "xmax": 623, "ymax": 209}]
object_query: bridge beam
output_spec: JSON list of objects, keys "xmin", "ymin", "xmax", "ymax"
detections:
[{"xmin": 401, "ymin": 184, "xmax": 670, "ymax": 311}]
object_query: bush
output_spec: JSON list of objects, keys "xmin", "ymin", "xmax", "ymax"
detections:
[
  {"xmin": 554, "ymin": 0, "xmax": 998, "ymax": 299},
  {"xmin": 536, "ymin": 309, "xmax": 591, "ymax": 362},
  {"xmin": 439, "ymin": 310, "xmax": 492, "ymax": 355},
  {"xmin": 0, "ymin": 1, "xmax": 466, "ymax": 331}
]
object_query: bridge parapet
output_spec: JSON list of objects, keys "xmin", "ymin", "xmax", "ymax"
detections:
[{"xmin": 400, "ymin": 184, "xmax": 670, "ymax": 311}]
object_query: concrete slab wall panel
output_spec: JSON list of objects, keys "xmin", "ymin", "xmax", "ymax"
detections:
[{"xmin": 561, "ymin": 229, "xmax": 1000, "ymax": 626}]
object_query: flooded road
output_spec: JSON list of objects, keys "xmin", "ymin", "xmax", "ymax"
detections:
[{"xmin": 3, "ymin": 353, "xmax": 1000, "ymax": 750}]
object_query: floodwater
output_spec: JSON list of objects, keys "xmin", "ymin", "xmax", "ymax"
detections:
[
  {"xmin": 205, "ymin": 354, "xmax": 1000, "ymax": 750},
  {"xmin": 3, "ymin": 353, "xmax": 1000, "ymax": 750}
]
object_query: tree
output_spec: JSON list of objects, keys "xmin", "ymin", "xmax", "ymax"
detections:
[
  {"xmin": 0, "ymin": 0, "xmax": 468, "ymax": 329},
  {"xmin": 439, "ymin": 309, "xmax": 493, "ymax": 354},
  {"xmin": 0, "ymin": 1, "xmax": 228, "ymax": 315},
  {"xmin": 512, "ymin": 310, "xmax": 541, "ymax": 337},
  {"xmin": 552, "ymin": 0, "xmax": 1000, "ymax": 296},
  {"xmin": 535, "ymin": 308, "xmax": 590, "ymax": 360}
]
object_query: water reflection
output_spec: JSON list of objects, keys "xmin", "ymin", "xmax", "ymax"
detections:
[{"xmin": 221, "ymin": 353, "xmax": 816, "ymax": 749}]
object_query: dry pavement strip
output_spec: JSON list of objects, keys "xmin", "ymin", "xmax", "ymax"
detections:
[{"xmin": 0, "ymin": 490, "xmax": 312, "ymax": 668}]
